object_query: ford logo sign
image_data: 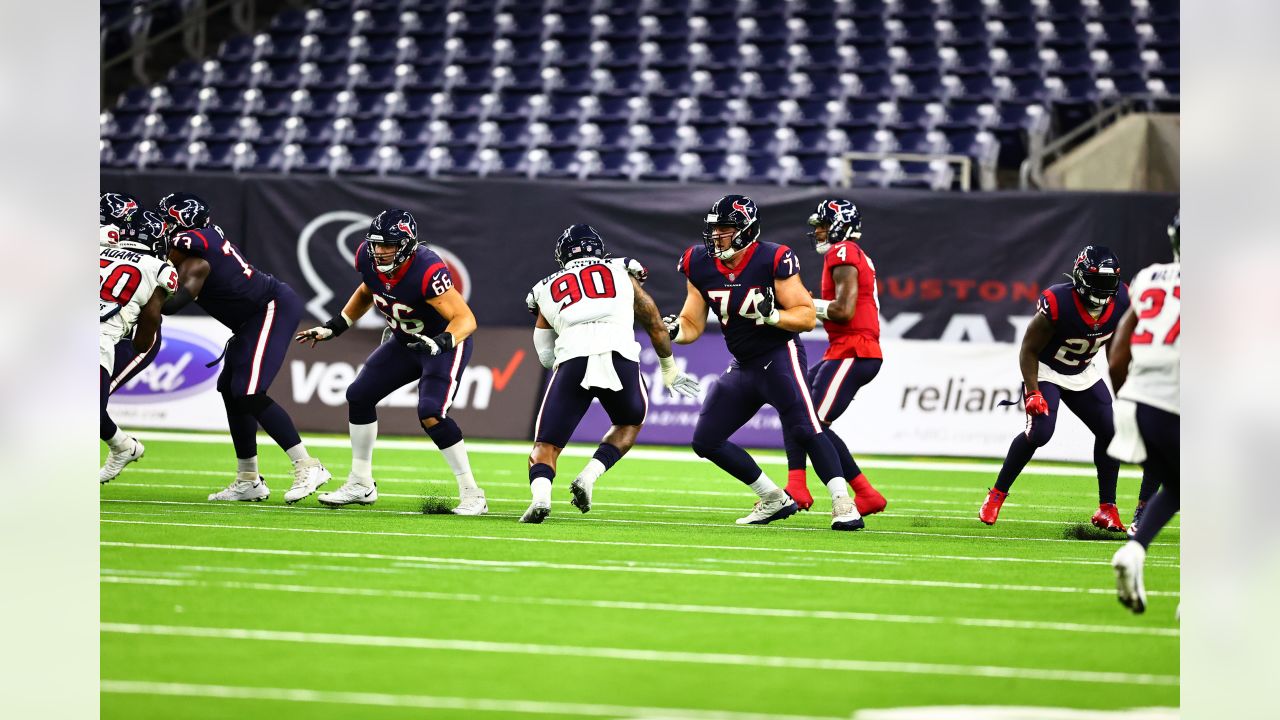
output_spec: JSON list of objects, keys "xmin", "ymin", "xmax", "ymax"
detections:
[{"xmin": 113, "ymin": 327, "xmax": 224, "ymax": 402}]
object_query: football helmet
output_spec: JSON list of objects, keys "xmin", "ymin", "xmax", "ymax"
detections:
[
  {"xmin": 1070, "ymin": 245, "xmax": 1122, "ymax": 308},
  {"xmin": 100, "ymin": 192, "xmax": 141, "ymax": 226},
  {"xmin": 1168, "ymin": 211, "xmax": 1179, "ymax": 261},
  {"xmin": 702, "ymin": 194, "xmax": 760, "ymax": 260},
  {"xmin": 554, "ymin": 224, "xmax": 607, "ymax": 268},
  {"xmin": 366, "ymin": 208, "xmax": 419, "ymax": 273},
  {"xmin": 157, "ymin": 191, "xmax": 211, "ymax": 231},
  {"xmin": 114, "ymin": 210, "xmax": 171, "ymax": 259},
  {"xmin": 807, "ymin": 198, "xmax": 862, "ymax": 254}
]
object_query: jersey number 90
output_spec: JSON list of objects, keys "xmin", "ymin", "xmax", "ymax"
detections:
[{"xmin": 550, "ymin": 264, "xmax": 616, "ymax": 309}]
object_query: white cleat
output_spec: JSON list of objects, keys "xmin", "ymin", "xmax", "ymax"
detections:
[
  {"xmin": 519, "ymin": 501, "xmax": 551, "ymax": 524},
  {"xmin": 284, "ymin": 458, "xmax": 331, "ymax": 504},
  {"xmin": 100, "ymin": 437, "xmax": 145, "ymax": 484},
  {"xmin": 208, "ymin": 472, "xmax": 270, "ymax": 502},
  {"xmin": 831, "ymin": 496, "xmax": 865, "ymax": 531},
  {"xmin": 569, "ymin": 478, "xmax": 593, "ymax": 513},
  {"xmin": 735, "ymin": 489, "xmax": 799, "ymax": 525},
  {"xmin": 1112, "ymin": 540, "xmax": 1148, "ymax": 614},
  {"xmin": 317, "ymin": 475, "xmax": 378, "ymax": 507},
  {"xmin": 452, "ymin": 489, "xmax": 488, "ymax": 515}
]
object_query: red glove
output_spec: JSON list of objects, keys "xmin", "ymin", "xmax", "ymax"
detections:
[{"xmin": 1024, "ymin": 390, "xmax": 1049, "ymax": 416}]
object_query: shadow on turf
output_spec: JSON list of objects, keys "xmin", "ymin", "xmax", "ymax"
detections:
[{"xmin": 1063, "ymin": 523, "xmax": 1127, "ymax": 541}]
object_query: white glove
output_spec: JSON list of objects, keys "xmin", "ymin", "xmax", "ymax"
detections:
[
  {"xmin": 294, "ymin": 313, "xmax": 352, "ymax": 347},
  {"xmin": 662, "ymin": 313, "xmax": 686, "ymax": 342},
  {"xmin": 813, "ymin": 298, "xmax": 831, "ymax": 321},
  {"xmin": 659, "ymin": 355, "xmax": 702, "ymax": 399},
  {"xmin": 624, "ymin": 257, "xmax": 649, "ymax": 284},
  {"xmin": 406, "ymin": 331, "xmax": 454, "ymax": 356}
]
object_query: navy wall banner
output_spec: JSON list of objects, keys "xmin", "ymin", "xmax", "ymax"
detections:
[{"xmin": 102, "ymin": 171, "xmax": 1178, "ymax": 343}]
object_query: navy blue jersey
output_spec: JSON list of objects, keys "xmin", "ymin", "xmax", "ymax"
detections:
[
  {"xmin": 356, "ymin": 242, "xmax": 454, "ymax": 343},
  {"xmin": 172, "ymin": 225, "xmax": 281, "ymax": 329},
  {"xmin": 1036, "ymin": 281, "xmax": 1131, "ymax": 375},
  {"xmin": 679, "ymin": 241, "xmax": 801, "ymax": 363}
]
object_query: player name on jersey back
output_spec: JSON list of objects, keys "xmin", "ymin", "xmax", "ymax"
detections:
[{"xmin": 528, "ymin": 257, "xmax": 641, "ymax": 365}]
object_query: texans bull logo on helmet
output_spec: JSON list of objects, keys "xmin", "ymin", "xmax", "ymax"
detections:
[
  {"xmin": 167, "ymin": 199, "xmax": 205, "ymax": 227},
  {"xmin": 101, "ymin": 193, "xmax": 139, "ymax": 224}
]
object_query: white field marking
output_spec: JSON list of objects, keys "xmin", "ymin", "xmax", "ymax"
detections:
[
  {"xmin": 852, "ymin": 706, "xmax": 1178, "ymax": 720},
  {"xmin": 98, "ymin": 537, "xmax": 1179, "ymax": 597},
  {"xmin": 100, "ymin": 568, "xmax": 193, "ymax": 579},
  {"xmin": 99, "ymin": 623, "xmax": 1179, "ymax": 686},
  {"xmin": 97, "ymin": 506, "xmax": 1181, "ymax": 568},
  {"xmin": 100, "ymin": 680, "xmax": 845, "ymax": 720},
  {"xmin": 127, "ymin": 430, "xmax": 1143, "ymax": 479},
  {"xmin": 99, "ymin": 575, "xmax": 1180, "ymax": 638},
  {"xmin": 175, "ymin": 565, "xmax": 299, "ymax": 577}
]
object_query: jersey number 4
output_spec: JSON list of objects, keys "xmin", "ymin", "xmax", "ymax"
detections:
[
  {"xmin": 551, "ymin": 264, "xmax": 616, "ymax": 309},
  {"xmin": 1132, "ymin": 285, "xmax": 1180, "ymax": 346}
]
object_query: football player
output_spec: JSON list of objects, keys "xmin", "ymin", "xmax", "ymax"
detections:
[
  {"xmin": 781, "ymin": 199, "xmax": 887, "ymax": 516},
  {"xmin": 523, "ymin": 225, "xmax": 701, "ymax": 523},
  {"xmin": 666, "ymin": 195, "xmax": 865, "ymax": 530},
  {"xmin": 295, "ymin": 209, "xmax": 487, "ymax": 513},
  {"xmin": 101, "ymin": 192, "xmax": 165, "ymax": 394},
  {"xmin": 1109, "ymin": 213, "xmax": 1180, "ymax": 614},
  {"xmin": 100, "ymin": 210, "xmax": 178, "ymax": 482},
  {"xmin": 979, "ymin": 246, "xmax": 1132, "ymax": 530},
  {"xmin": 160, "ymin": 192, "xmax": 330, "ymax": 503}
]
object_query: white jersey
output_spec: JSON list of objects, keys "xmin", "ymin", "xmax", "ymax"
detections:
[
  {"xmin": 99, "ymin": 245, "xmax": 178, "ymax": 370},
  {"xmin": 526, "ymin": 257, "xmax": 643, "ymax": 366},
  {"xmin": 1118, "ymin": 261, "xmax": 1180, "ymax": 414}
]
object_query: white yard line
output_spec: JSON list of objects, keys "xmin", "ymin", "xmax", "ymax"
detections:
[
  {"xmin": 100, "ymin": 575, "xmax": 1179, "ymax": 638},
  {"xmin": 128, "ymin": 430, "xmax": 1142, "ymax": 479},
  {"xmin": 100, "ymin": 680, "xmax": 845, "ymax": 720},
  {"xmin": 99, "ymin": 624, "xmax": 1178, "ymax": 686},
  {"xmin": 97, "ymin": 506, "xmax": 1180, "ymax": 568},
  {"xmin": 98, "ymin": 538, "xmax": 1179, "ymax": 597}
]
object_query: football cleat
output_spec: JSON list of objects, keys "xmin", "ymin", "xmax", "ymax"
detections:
[
  {"xmin": 208, "ymin": 473, "xmax": 269, "ymax": 502},
  {"xmin": 1112, "ymin": 540, "xmax": 1148, "ymax": 614},
  {"xmin": 100, "ymin": 437, "xmax": 145, "ymax": 484},
  {"xmin": 317, "ymin": 475, "xmax": 378, "ymax": 507},
  {"xmin": 452, "ymin": 489, "xmax": 488, "ymax": 516},
  {"xmin": 1091, "ymin": 503, "xmax": 1127, "ymax": 532},
  {"xmin": 831, "ymin": 496, "xmax": 865, "ymax": 531},
  {"xmin": 284, "ymin": 458, "xmax": 331, "ymax": 504},
  {"xmin": 569, "ymin": 478, "xmax": 593, "ymax": 513},
  {"xmin": 1127, "ymin": 501, "xmax": 1147, "ymax": 539},
  {"xmin": 784, "ymin": 472, "xmax": 814, "ymax": 511},
  {"xmin": 735, "ymin": 490, "xmax": 799, "ymax": 525},
  {"xmin": 978, "ymin": 488, "xmax": 1008, "ymax": 525},
  {"xmin": 519, "ymin": 501, "xmax": 551, "ymax": 524},
  {"xmin": 849, "ymin": 473, "xmax": 887, "ymax": 516}
]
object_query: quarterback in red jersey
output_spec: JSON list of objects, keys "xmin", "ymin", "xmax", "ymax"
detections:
[{"xmin": 783, "ymin": 199, "xmax": 887, "ymax": 516}]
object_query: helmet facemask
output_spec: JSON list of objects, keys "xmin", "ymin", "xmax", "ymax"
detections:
[
  {"xmin": 702, "ymin": 217, "xmax": 759, "ymax": 260},
  {"xmin": 1074, "ymin": 267, "xmax": 1120, "ymax": 308}
]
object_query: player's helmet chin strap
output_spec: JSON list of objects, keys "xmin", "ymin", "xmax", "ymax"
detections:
[{"xmin": 703, "ymin": 221, "xmax": 756, "ymax": 260}]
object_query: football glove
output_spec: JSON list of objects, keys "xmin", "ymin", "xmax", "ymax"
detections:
[
  {"xmin": 624, "ymin": 257, "xmax": 649, "ymax": 284},
  {"xmin": 753, "ymin": 287, "xmax": 781, "ymax": 326},
  {"xmin": 812, "ymin": 298, "xmax": 832, "ymax": 321},
  {"xmin": 662, "ymin": 313, "xmax": 685, "ymax": 342},
  {"xmin": 380, "ymin": 326, "xmax": 394, "ymax": 345},
  {"xmin": 295, "ymin": 313, "xmax": 352, "ymax": 346},
  {"xmin": 1024, "ymin": 389, "xmax": 1049, "ymax": 416},
  {"xmin": 658, "ymin": 355, "xmax": 701, "ymax": 399},
  {"xmin": 407, "ymin": 331, "xmax": 455, "ymax": 356}
]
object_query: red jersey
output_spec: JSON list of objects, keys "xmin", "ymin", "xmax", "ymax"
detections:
[{"xmin": 819, "ymin": 240, "xmax": 882, "ymax": 360}]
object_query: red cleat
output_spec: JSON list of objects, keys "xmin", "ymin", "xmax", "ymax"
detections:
[
  {"xmin": 848, "ymin": 473, "xmax": 887, "ymax": 516},
  {"xmin": 979, "ymin": 488, "xmax": 1007, "ymax": 525},
  {"xmin": 1091, "ymin": 503, "xmax": 1127, "ymax": 533},
  {"xmin": 784, "ymin": 469, "xmax": 813, "ymax": 511}
]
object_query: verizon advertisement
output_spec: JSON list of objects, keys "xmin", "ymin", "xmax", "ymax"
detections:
[{"xmin": 109, "ymin": 317, "xmax": 544, "ymax": 440}]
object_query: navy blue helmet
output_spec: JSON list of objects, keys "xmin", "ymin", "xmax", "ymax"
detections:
[
  {"xmin": 702, "ymin": 194, "xmax": 760, "ymax": 259},
  {"xmin": 1168, "ymin": 212, "xmax": 1179, "ymax": 260},
  {"xmin": 157, "ymin": 191, "xmax": 211, "ymax": 232},
  {"xmin": 807, "ymin": 198, "xmax": 862, "ymax": 253},
  {"xmin": 100, "ymin": 192, "xmax": 142, "ymax": 226},
  {"xmin": 1071, "ymin": 245, "xmax": 1122, "ymax": 308},
  {"xmin": 366, "ymin": 208, "xmax": 419, "ymax": 272},
  {"xmin": 554, "ymin": 224, "xmax": 607, "ymax": 268},
  {"xmin": 115, "ymin": 210, "xmax": 171, "ymax": 260}
]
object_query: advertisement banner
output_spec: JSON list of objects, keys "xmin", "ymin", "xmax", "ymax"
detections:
[
  {"xmin": 568, "ymin": 331, "xmax": 1101, "ymax": 463},
  {"xmin": 109, "ymin": 317, "xmax": 544, "ymax": 440}
]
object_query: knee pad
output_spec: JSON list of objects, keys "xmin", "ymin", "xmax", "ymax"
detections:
[
  {"xmin": 224, "ymin": 392, "xmax": 271, "ymax": 416},
  {"xmin": 423, "ymin": 416, "xmax": 463, "ymax": 449}
]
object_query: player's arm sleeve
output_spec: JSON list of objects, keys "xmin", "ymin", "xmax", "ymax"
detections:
[
  {"xmin": 1035, "ymin": 290, "xmax": 1059, "ymax": 324},
  {"xmin": 421, "ymin": 262, "xmax": 455, "ymax": 299},
  {"xmin": 532, "ymin": 325, "xmax": 556, "ymax": 369},
  {"xmin": 771, "ymin": 246, "xmax": 801, "ymax": 279},
  {"xmin": 170, "ymin": 230, "xmax": 210, "ymax": 257}
]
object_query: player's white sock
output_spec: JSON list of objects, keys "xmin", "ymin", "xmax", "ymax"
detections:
[
  {"xmin": 530, "ymin": 476, "xmax": 553, "ymax": 505},
  {"xmin": 826, "ymin": 478, "xmax": 850, "ymax": 500},
  {"xmin": 284, "ymin": 443, "xmax": 310, "ymax": 463},
  {"xmin": 748, "ymin": 474, "xmax": 780, "ymax": 499},
  {"xmin": 440, "ymin": 440, "xmax": 479, "ymax": 493},
  {"xmin": 575, "ymin": 458, "xmax": 607, "ymax": 488},
  {"xmin": 237, "ymin": 456, "xmax": 258, "ymax": 474},
  {"xmin": 107, "ymin": 429, "xmax": 131, "ymax": 452},
  {"xmin": 350, "ymin": 421, "xmax": 377, "ymax": 478}
]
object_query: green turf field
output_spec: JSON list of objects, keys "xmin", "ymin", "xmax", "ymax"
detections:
[{"xmin": 101, "ymin": 431, "xmax": 1178, "ymax": 719}]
